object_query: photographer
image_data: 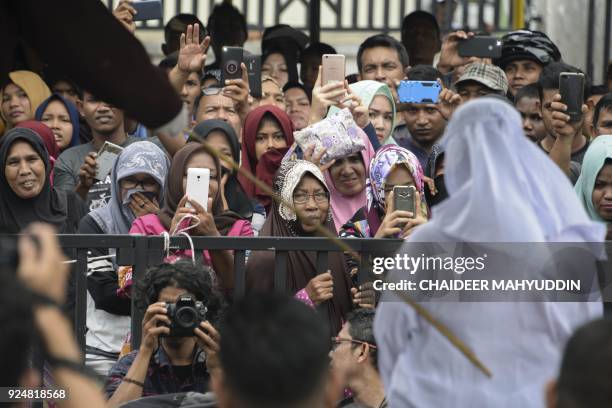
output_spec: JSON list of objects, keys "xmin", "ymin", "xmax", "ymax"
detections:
[
  {"xmin": 1, "ymin": 223, "xmax": 107, "ymax": 408},
  {"xmin": 105, "ymin": 261, "xmax": 225, "ymax": 407}
]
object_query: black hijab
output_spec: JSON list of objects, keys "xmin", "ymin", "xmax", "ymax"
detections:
[
  {"xmin": 192, "ymin": 120, "xmax": 253, "ymax": 219},
  {"xmin": 0, "ymin": 128, "xmax": 69, "ymax": 233}
]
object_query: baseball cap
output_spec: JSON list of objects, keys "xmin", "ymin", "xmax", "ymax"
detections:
[{"xmin": 455, "ymin": 63, "xmax": 509, "ymax": 94}]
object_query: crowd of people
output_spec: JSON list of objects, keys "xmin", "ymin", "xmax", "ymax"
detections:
[{"xmin": 2, "ymin": 0, "xmax": 612, "ymax": 407}]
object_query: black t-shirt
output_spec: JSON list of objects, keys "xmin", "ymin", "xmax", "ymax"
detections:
[{"xmin": 172, "ymin": 365, "xmax": 194, "ymax": 385}]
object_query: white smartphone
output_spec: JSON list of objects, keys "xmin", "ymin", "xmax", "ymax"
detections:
[
  {"xmin": 95, "ymin": 141, "xmax": 123, "ymax": 181},
  {"xmin": 185, "ymin": 168, "xmax": 210, "ymax": 211}
]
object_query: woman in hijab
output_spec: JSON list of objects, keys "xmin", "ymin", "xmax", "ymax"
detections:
[
  {"xmin": 192, "ymin": 119, "xmax": 253, "ymax": 220},
  {"xmin": 130, "ymin": 142, "xmax": 253, "ymax": 292},
  {"xmin": 77, "ymin": 141, "xmax": 169, "ymax": 376},
  {"xmin": 374, "ymin": 98, "xmax": 605, "ymax": 407},
  {"xmin": 323, "ymin": 127, "xmax": 376, "ymax": 233},
  {"xmin": 0, "ymin": 127, "xmax": 85, "ymax": 233},
  {"xmin": 245, "ymin": 160, "xmax": 353, "ymax": 334},
  {"xmin": 340, "ymin": 145, "xmax": 428, "ymax": 240},
  {"xmin": 35, "ymin": 93, "xmax": 81, "ymax": 152},
  {"xmin": 574, "ymin": 135, "xmax": 612, "ymax": 239},
  {"xmin": 0, "ymin": 71, "xmax": 51, "ymax": 132},
  {"xmin": 329, "ymin": 80, "xmax": 397, "ymax": 146},
  {"xmin": 15, "ymin": 121, "xmax": 60, "ymax": 177},
  {"xmin": 238, "ymin": 105, "xmax": 295, "ymax": 214}
]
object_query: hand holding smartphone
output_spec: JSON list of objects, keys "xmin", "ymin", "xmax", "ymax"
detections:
[
  {"xmin": 186, "ymin": 168, "xmax": 210, "ymax": 211},
  {"xmin": 221, "ymin": 46, "xmax": 244, "ymax": 85},
  {"xmin": 95, "ymin": 142, "xmax": 123, "ymax": 181},
  {"xmin": 393, "ymin": 186, "xmax": 417, "ymax": 220},
  {"xmin": 559, "ymin": 72, "xmax": 585, "ymax": 122},
  {"xmin": 321, "ymin": 54, "xmax": 346, "ymax": 86}
]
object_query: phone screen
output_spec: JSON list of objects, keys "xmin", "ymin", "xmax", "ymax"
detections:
[{"xmin": 559, "ymin": 73, "xmax": 585, "ymax": 122}]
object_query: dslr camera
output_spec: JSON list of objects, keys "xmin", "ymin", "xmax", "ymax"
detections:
[{"xmin": 164, "ymin": 294, "xmax": 208, "ymax": 337}]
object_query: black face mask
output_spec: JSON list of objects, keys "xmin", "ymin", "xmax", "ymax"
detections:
[{"xmin": 424, "ymin": 174, "xmax": 448, "ymax": 208}]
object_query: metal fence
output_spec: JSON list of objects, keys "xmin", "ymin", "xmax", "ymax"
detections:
[
  {"xmin": 57, "ymin": 234, "xmax": 403, "ymax": 351},
  {"xmin": 104, "ymin": 0, "xmax": 528, "ymax": 32}
]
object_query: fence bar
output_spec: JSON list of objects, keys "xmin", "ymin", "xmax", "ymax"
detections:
[
  {"xmin": 604, "ymin": 0, "xmax": 611, "ymax": 84},
  {"xmin": 233, "ymin": 250, "xmax": 247, "ymax": 298},
  {"xmin": 316, "ymin": 250, "xmax": 328, "ymax": 275},
  {"xmin": 462, "ymin": 0, "xmax": 469, "ymax": 30},
  {"xmin": 586, "ymin": 0, "xmax": 595, "ymax": 83},
  {"xmin": 382, "ymin": 0, "xmax": 390, "ymax": 33},
  {"xmin": 130, "ymin": 236, "xmax": 149, "ymax": 350},
  {"xmin": 75, "ymin": 248, "xmax": 89, "ymax": 352},
  {"xmin": 274, "ymin": 251, "xmax": 288, "ymax": 291}
]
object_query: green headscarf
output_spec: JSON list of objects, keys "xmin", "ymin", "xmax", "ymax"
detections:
[
  {"xmin": 574, "ymin": 135, "xmax": 612, "ymax": 222},
  {"xmin": 327, "ymin": 80, "xmax": 397, "ymax": 145}
]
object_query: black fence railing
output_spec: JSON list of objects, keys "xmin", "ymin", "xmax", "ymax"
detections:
[{"xmin": 56, "ymin": 234, "xmax": 403, "ymax": 352}]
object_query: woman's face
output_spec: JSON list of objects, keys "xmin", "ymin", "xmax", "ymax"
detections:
[
  {"xmin": 293, "ymin": 174, "xmax": 329, "ymax": 233},
  {"xmin": 182, "ymin": 151, "xmax": 219, "ymax": 212},
  {"xmin": 206, "ymin": 130, "xmax": 233, "ymax": 170},
  {"xmin": 119, "ymin": 172, "xmax": 161, "ymax": 202},
  {"xmin": 1, "ymin": 83, "xmax": 32, "ymax": 127},
  {"xmin": 382, "ymin": 165, "xmax": 415, "ymax": 213},
  {"xmin": 255, "ymin": 118, "xmax": 287, "ymax": 161},
  {"xmin": 40, "ymin": 100, "xmax": 73, "ymax": 150},
  {"xmin": 592, "ymin": 163, "xmax": 612, "ymax": 221},
  {"xmin": 329, "ymin": 153, "xmax": 366, "ymax": 196},
  {"xmin": 262, "ymin": 53, "xmax": 289, "ymax": 87},
  {"xmin": 369, "ymin": 95, "xmax": 394, "ymax": 143},
  {"xmin": 5, "ymin": 141, "xmax": 45, "ymax": 199}
]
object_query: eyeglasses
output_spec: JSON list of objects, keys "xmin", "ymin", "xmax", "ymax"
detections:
[
  {"xmin": 293, "ymin": 192, "xmax": 329, "ymax": 204},
  {"xmin": 120, "ymin": 177, "xmax": 159, "ymax": 191},
  {"xmin": 330, "ymin": 337, "xmax": 377, "ymax": 351}
]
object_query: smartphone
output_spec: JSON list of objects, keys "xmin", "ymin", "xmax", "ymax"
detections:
[
  {"xmin": 398, "ymin": 81, "xmax": 441, "ymax": 104},
  {"xmin": 132, "ymin": 0, "xmax": 163, "ymax": 21},
  {"xmin": 457, "ymin": 36, "xmax": 503, "ymax": 59},
  {"xmin": 221, "ymin": 46, "xmax": 244, "ymax": 85},
  {"xmin": 95, "ymin": 141, "xmax": 123, "ymax": 181},
  {"xmin": 185, "ymin": 168, "xmax": 210, "ymax": 211},
  {"xmin": 244, "ymin": 55, "xmax": 262, "ymax": 98},
  {"xmin": 321, "ymin": 54, "xmax": 346, "ymax": 86},
  {"xmin": 559, "ymin": 72, "xmax": 585, "ymax": 122},
  {"xmin": 393, "ymin": 186, "xmax": 416, "ymax": 221}
]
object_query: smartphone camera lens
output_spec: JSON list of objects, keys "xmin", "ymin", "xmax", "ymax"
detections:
[{"xmin": 226, "ymin": 61, "xmax": 238, "ymax": 74}]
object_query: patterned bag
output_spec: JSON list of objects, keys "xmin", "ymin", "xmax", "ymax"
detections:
[{"xmin": 293, "ymin": 108, "xmax": 365, "ymax": 164}]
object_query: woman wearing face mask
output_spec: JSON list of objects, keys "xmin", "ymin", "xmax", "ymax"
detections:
[
  {"xmin": 0, "ymin": 127, "xmax": 85, "ymax": 233},
  {"xmin": 35, "ymin": 93, "xmax": 81, "ymax": 152},
  {"xmin": 340, "ymin": 145, "xmax": 429, "ymax": 240},
  {"xmin": 238, "ymin": 105, "xmax": 295, "ymax": 214},
  {"xmin": 77, "ymin": 141, "xmax": 169, "ymax": 377},
  {"xmin": 574, "ymin": 135, "xmax": 612, "ymax": 240},
  {"xmin": 0, "ymin": 71, "xmax": 51, "ymax": 132},
  {"xmin": 130, "ymin": 143, "xmax": 253, "ymax": 292},
  {"xmin": 246, "ymin": 160, "xmax": 355, "ymax": 334}
]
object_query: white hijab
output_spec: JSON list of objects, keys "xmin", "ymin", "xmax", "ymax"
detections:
[
  {"xmin": 433, "ymin": 97, "xmax": 604, "ymax": 243},
  {"xmin": 374, "ymin": 98, "xmax": 604, "ymax": 408}
]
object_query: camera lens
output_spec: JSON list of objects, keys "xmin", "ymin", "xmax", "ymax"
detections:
[
  {"xmin": 176, "ymin": 307, "xmax": 197, "ymax": 328},
  {"xmin": 226, "ymin": 61, "xmax": 238, "ymax": 74}
]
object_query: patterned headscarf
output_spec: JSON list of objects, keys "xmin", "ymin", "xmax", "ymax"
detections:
[
  {"xmin": 276, "ymin": 159, "xmax": 328, "ymax": 222},
  {"xmin": 89, "ymin": 141, "xmax": 169, "ymax": 234},
  {"xmin": 367, "ymin": 145, "xmax": 425, "ymax": 212}
]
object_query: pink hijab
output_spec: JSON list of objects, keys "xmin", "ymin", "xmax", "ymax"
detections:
[{"xmin": 323, "ymin": 127, "xmax": 376, "ymax": 232}]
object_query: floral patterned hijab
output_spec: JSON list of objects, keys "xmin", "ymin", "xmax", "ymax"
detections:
[{"xmin": 368, "ymin": 145, "xmax": 426, "ymax": 213}]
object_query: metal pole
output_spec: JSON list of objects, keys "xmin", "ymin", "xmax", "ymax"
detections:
[
  {"xmin": 512, "ymin": 0, "xmax": 524, "ymax": 29},
  {"xmin": 587, "ymin": 0, "xmax": 595, "ymax": 83},
  {"xmin": 309, "ymin": 0, "xmax": 321, "ymax": 43},
  {"xmin": 604, "ymin": 0, "xmax": 611, "ymax": 83}
]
